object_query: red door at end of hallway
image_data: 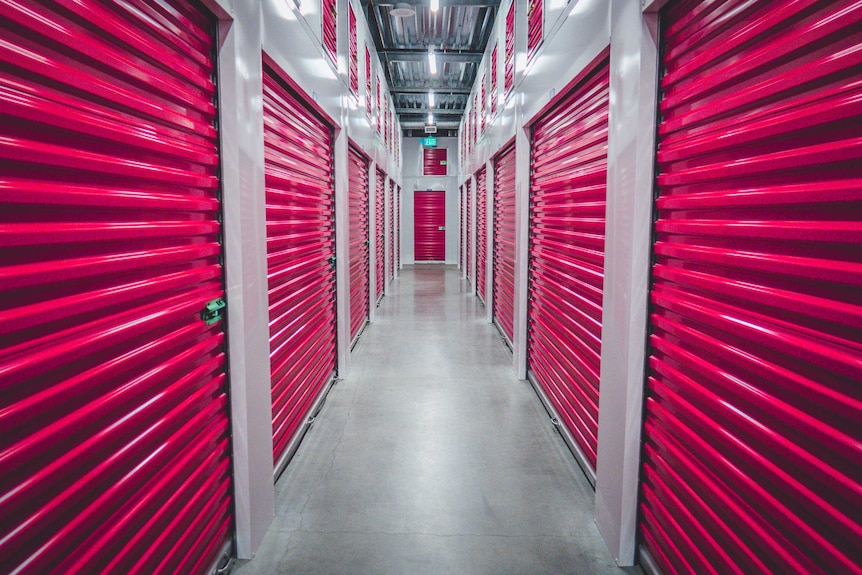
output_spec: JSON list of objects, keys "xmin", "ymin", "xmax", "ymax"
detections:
[
  {"xmin": 0, "ymin": 1, "xmax": 232, "ymax": 573},
  {"xmin": 348, "ymin": 144, "xmax": 370, "ymax": 342},
  {"xmin": 414, "ymin": 191, "xmax": 446, "ymax": 261},
  {"xmin": 493, "ymin": 142, "xmax": 517, "ymax": 345},
  {"xmin": 640, "ymin": 2, "xmax": 862, "ymax": 574},
  {"xmin": 527, "ymin": 55, "xmax": 610, "ymax": 473},
  {"xmin": 263, "ymin": 63, "xmax": 337, "ymax": 473}
]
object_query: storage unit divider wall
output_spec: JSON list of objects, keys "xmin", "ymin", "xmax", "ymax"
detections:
[
  {"xmin": 476, "ymin": 167, "xmax": 488, "ymax": 305},
  {"xmin": 0, "ymin": 2, "xmax": 233, "ymax": 572},
  {"xmin": 527, "ymin": 55, "xmax": 610, "ymax": 477},
  {"xmin": 375, "ymin": 168, "xmax": 386, "ymax": 303},
  {"xmin": 493, "ymin": 142, "xmax": 517, "ymax": 346},
  {"xmin": 639, "ymin": 2, "xmax": 862, "ymax": 573},
  {"xmin": 347, "ymin": 144, "xmax": 370, "ymax": 344},
  {"xmin": 263, "ymin": 63, "xmax": 337, "ymax": 477}
]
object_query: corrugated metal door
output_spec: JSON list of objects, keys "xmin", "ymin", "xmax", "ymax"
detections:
[
  {"xmin": 263, "ymin": 64, "xmax": 337, "ymax": 472},
  {"xmin": 504, "ymin": 1, "xmax": 515, "ymax": 97},
  {"xmin": 396, "ymin": 185, "xmax": 402, "ymax": 271},
  {"xmin": 423, "ymin": 147, "xmax": 448, "ymax": 176},
  {"xmin": 322, "ymin": 0, "xmax": 337, "ymax": 65},
  {"xmin": 460, "ymin": 184, "xmax": 465, "ymax": 270},
  {"xmin": 0, "ymin": 1, "xmax": 232, "ymax": 573},
  {"xmin": 375, "ymin": 168, "xmax": 386, "ymax": 302},
  {"xmin": 414, "ymin": 191, "xmax": 447, "ymax": 261},
  {"xmin": 389, "ymin": 180, "xmax": 395, "ymax": 283},
  {"xmin": 466, "ymin": 179, "xmax": 473, "ymax": 285},
  {"xmin": 640, "ymin": 2, "xmax": 862, "ymax": 574},
  {"xmin": 527, "ymin": 57, "xmax": 610, "ymax": 473},
  {"xmin": 527, "ymin": 0, "xmax": 543, "ymax": 60},
  {"xmin": 348, "ymin": 144, "xmax": 369, "ymax": 343},
  {"xmin": 476, "ymin": 167, "xmax": 488, "ymax": 304},
  {"xmin": 493, "ymin": 142, "xmax": 517, "ymax": 345}
]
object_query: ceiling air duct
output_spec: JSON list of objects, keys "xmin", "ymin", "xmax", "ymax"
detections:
[{"xmin": 390, "ymin": 3, "xmax": 416, "ymax": 17}]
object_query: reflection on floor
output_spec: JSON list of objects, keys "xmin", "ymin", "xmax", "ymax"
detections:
[{"xmin": 233, "ymin": 265, "xmax": 642, "ymax": 575}]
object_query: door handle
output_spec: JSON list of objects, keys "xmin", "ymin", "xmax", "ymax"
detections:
[{"xmin": 438, "ymin": 226, "xmax": 445, "ymax": 231}]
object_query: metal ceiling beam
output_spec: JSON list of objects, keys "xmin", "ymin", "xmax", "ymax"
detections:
[
  {"xmin": 397, "ymin": 107, "xmax": 463, "ymax": 116},
  {"xmin": 381, "ymin": 49, "xmax": 483, "ymax": 63},
  {"xmin": 365, "ymin": 0, "xmax": 499, "ymax": 6},
  {"xmin": 390, "ymin": 87, "xmax": 471, "ymax": 94}
]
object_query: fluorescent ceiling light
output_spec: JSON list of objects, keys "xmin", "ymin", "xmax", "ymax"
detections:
[
  {"xmin": 428, "ymin": 90, "xmax": 435, "ymax": 108},
  {"xmin": 430, "ymin": 0, "xmax": 439, "ymax": 12},
  {"xmin": 428, "ymin": 113, "xmax": 434, "ymax": 124},
  {"xmin": 428, "ymin": 48, "xmax": 437, "ymax": 75}
]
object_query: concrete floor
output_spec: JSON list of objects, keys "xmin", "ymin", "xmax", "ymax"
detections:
[{"xmin": 233, "ymin": 265, "xmax": 641, "ymax": 575}]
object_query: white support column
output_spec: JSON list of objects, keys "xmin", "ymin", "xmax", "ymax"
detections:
[
  {"xmin": 213, "ymin": 0, "xmax": 275, "ymax": 559},
  {"xmin": 368, "ymin": 162, "xmax": 379, "ymax": 322},
  {"xmin": 333, "ymin": 120, "xmax": 350, "ymax": 377},
  {"xmin": 595, "ymin": 0, "xmax": 660, "ymax": 566},
  {"xmin": 513, "ymin": 124, "xmax": 531, "ymax": 380},
  {"xmin": 484, "ymin": 160, "xmax": 494, "ymax": 323}
]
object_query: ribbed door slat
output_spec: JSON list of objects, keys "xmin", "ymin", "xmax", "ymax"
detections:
[
  {"xmin": 641, "ymin": 2, "xmax": 862, "ymax": 574},
  {"xmin": 0, "ymin": 1, "xmax": 231, "ymax": 573},
  {"xmin": 375, "ymin": 169, "xmax": 385, "ymax": 301},
  {"xmin": 467, "ymin": 180, "xmax": 473, "ymax": 283},
  {"xmin": 263, "ymin": 66, "xmax": 337, "ymax": 466},
  {"xmin": 493, "ymin": 143, "xmax": 517, "ymax": 344},
  {"xmin": 476, "ymin": 167, "xmax": 488, "ymax": 304},
  {"xmin": 348, "ymin": 145, "xmax": 369, "ymax": 342},
  {"xmin": 527, "ymin": 57, "xmax": 610, "ymax": 470},
  {"xmin": 414, "ymin": 191, "xmax": 447, "ymax": 261}
]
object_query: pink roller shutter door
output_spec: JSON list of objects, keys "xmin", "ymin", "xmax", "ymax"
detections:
[
  {"xmin": 348, "ymin": 144, "xmax": 370, "ymax": 342},
  {"xmin": 527, "ymin": 56, "xmax": 609, "ymax": 473},
  {"xmin": 466, "ymin": 179, "xmax": 473, "ymax": 284},
  {"xmin": 493, "ymin": 142, "xmax": 516, "ymax": 345},
  {"xmin": 476, "ymin": 167, "xmax": 488, "ymax": 305},
  {"xmin": 0, "ymin": 1, "xmax": 232, "ymax": 572},
  {"xmin": 263, "ymin": 63, "xmax": 337, "ymax": 471},
  {"xmin": 375, "ymin": 168, "xmax": 386, "ymax": 302},
  {"xmin": 640, "ymin": 1, "xmax": 862, "ymax": 574},
  {"xmin": 414, "ymin": 191, "xmax": 446, "ymax": 261},
  {"xmin": 389, "ymin": 180, "xmax": 395, "ymax": 282}
]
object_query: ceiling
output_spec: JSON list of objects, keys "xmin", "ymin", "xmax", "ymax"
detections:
[{"xmin": 361, "ymin": 0, "xmax": 500, "ymax": 131}]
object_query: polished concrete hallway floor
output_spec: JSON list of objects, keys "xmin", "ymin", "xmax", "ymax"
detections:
[{"xmin": 234, "ymin": 265, "xmax": 641, "ymax": 575}]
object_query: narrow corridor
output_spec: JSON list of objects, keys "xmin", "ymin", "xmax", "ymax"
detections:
[{"xmin": 234, "ymin": 266, "xmax": 640, "ymax": 575}]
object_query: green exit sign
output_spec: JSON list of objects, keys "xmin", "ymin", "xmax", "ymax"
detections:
[{"xmin": 420, "ymin": 136, "xmax": 438, "ymax": 148}]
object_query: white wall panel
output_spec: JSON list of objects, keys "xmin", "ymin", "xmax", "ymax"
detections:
[
  {"xmin": 207, "ymin": 0, "xmax": 275, "ymax": 560},
  {"xmin": 401, "ymin": 137, "xmax": 460, "ymax": 265}
]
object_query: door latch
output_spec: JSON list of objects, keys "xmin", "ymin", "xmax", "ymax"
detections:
[
  {"xmin": 328, "ymin": 255, "xmax": 336, "ymax": 269},
  {"xmin": 202, "ymin": 297, "xmax": 226, "ymax": 326},
  {"xmin": 438, "ymin": 226, "xmax": 446, "ymax": 231}
]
